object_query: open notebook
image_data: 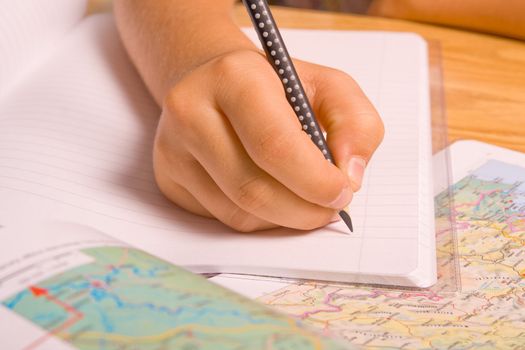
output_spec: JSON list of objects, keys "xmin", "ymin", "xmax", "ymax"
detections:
[{"xmin": 0, "ymin": 0, "xmax": 436, "ymax": 287}]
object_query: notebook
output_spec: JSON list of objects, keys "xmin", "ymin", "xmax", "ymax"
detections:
[{"xmin": 0, "ymin": 0, "xmax": 436, "ymax": 287}]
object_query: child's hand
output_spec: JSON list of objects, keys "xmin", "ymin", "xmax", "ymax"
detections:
[
  {"xmin": 114, "ymin": 1, "xmax": 384, "ymax": 231},
  {"xmin": 153, "ymin": 50, "xmax": 383, "ymax": 232}
]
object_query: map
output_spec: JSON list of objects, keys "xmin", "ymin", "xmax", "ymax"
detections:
[
  {"xmin": 256, "ymin": 160, "xmax": 525, "ymax": 349},
  {"xmin": 2, "ymin": 246, "xmax": 352, "ymax": 350}
]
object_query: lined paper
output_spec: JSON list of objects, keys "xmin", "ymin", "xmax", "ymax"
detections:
[
  {"xmin": 0, "ymin": 0, "xmax": 86, "ymax": 99},
  {"xmin": 0, "ymin": 14, "xmax": 435, "ymax": 287}
]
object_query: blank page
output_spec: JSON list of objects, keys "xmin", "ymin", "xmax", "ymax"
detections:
[
  {"xmin": 0, "ymin": 15, "xmax": 435, "ymax": 287},
  {"xmin": 0, "ymin": 0, "xmax": 86, "ymax": 98}
]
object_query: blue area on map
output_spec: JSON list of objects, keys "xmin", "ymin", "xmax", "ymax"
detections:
[
  {"xmin": 95, "ymin": 304, "xmax": 115, "ymax": 332},
  {"xmin": 4, "ymin": 290, "xmax": 27, "ymax": 309},
  {"xmin": 4, "ymin": 264, "xmax": 270, "ymax": 329}
]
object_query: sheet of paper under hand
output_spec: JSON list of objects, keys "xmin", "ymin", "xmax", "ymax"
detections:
[{"xmin": 0, "ymin": 11, "xmax": 435, "ymax": 287}]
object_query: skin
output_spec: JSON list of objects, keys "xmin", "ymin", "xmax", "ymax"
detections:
[{"xmin": 113, "ymin": 0, "xmax": 384, "ymax": 232}]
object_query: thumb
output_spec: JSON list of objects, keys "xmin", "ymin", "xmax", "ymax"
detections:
[{"xmin": 311, "ymin": 69, "xmax": 384, "ymax": 191}]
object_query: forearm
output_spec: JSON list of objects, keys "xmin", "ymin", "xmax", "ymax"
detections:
[
  {"xmin": 113, "ymin": 0, "xmax": 257, "ymax": 104},
  {"xmin": 369, "ymin": 0, "xmax": 525, "ymax": 40}
]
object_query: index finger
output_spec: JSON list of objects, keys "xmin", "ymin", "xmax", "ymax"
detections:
[
  {"xmin": 305, "ymin": 65, "xmax": 385, "ymax": 191},
  {"xmin": 214, "ymin": 53, "xmax": 351, "ymax": 210}
]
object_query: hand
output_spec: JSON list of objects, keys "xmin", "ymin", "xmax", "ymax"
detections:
[{"xmin": 153, "ymin": 50, "xmax": 384, "ymax": 232}]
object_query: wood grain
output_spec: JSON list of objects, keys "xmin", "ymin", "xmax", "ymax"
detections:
[{"xmin": 234, "ymin": 6, "xmax": 525, "ymax": 153}]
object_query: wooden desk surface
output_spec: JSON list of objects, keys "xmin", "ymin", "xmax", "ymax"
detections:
[{"xmin": 233, "ymin": 6, "xmax": 525, "ymax": 153}]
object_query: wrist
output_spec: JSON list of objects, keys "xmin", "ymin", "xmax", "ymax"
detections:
[
  {"xmin": 115, "ymin": 0, "xmax": 258, "ymax": 104},
  {"xmin": 166, "ymin": 20, "xmax": 257, "ymax": 90}
]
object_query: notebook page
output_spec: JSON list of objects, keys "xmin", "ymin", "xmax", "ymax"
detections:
[
  {"xmin": 0, "ymin": 0, "xmax": 86, "ymax": 99},
  {"xmin": 245, "ymin": 30, "xmax": 435, "ymax": 286},
  {"xmin": 0, "ymin": 15, "xmax": 435, "ymax": 287}
]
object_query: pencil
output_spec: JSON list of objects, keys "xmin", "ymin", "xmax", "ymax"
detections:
[{"xmin": 242, "ymin": 0, "xmax": 354, "ymax": 233}]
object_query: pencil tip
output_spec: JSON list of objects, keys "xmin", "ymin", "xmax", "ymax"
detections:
[{"xmin": 339, "ymin": 210, "xmax": 353, "ymax": 233}]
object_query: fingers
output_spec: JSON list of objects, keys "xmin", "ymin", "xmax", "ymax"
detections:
[
  {"xmin": 153, "ymin": 50, "xmax": 384, "ymax": 232},
  {"xmin": 214, "ymin": 52, "xmax": 352, "ymax": 209},
  {"xmin": 299, "ymin": 62, "xmax": 385, "ymax": 191},
  {"xmin": 154, "ymin": 135, "xmax": 277, "ymax": 232},
  {"xmin": 160, "ymin": 92, "xmax": 337, "ymax": 229}
]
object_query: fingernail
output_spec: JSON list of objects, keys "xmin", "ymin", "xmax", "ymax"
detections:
[
  {"xmin": 347, "ymin": 157, "xmax": 367, "ymax": 190},
  {"xmin": 329, "ymin": 186, "xmax": 353, "ymax": 209}
]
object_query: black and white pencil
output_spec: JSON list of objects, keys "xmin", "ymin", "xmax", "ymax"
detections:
[{"xmin": 242, "ymin": 0, "xmax": 354, "ymax": 233}]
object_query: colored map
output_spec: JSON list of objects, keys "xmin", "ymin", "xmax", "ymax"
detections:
[
  {"xmin": 256, "ymin": 160, "xmax": 525, "ymax": 349},
  {"xmin": 2, "ymin": 247, "xmax": 352, "ymax": 350}
]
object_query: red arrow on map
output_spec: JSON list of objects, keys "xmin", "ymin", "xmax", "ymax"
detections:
[
  {"xmin": 24, "ymin": 285, "xmax": 84, "ymax": 350},
  {"xmin": 29, "ymin": 286, "xmax": 48, "ymax": 297}
]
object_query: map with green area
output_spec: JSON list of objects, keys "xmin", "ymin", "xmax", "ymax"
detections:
[
  {"xmin": 3, "ymin": 247, "xmax": 352, "ymax": 350},
  {"xmin": 257, "ymin": 159, "xmax": 525, "ymax": 349}
]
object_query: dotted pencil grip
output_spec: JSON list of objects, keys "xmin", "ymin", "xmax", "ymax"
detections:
[
  {"xmin": 243, "ymin": 0, "xmax": 354, "ymax": 232},
  {"xmin": 243, "ymin": 0, "xmax": 334, "ymax": 164}
]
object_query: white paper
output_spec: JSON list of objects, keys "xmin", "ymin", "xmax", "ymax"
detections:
[
  {"xmin": 210, "ymin": 140, "xmax": 525, "ymax": 297},
  {"xmin": 0, "ymin": 0, "xmax": 86, "ymax": 99},
  {"xmin": 0, "ymin": 14, "xmax": 435, "ymax": 287}
]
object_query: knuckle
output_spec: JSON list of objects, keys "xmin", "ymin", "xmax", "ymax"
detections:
[
  {"xmin": 328, "ymin": 68, "xmax": 355, "ymax": 84},
  {"xmin": 213, "ymin": 51, "xmax": 273, "ymax": 102},
  {"xmin": 162, "ymin": 86, "xmax": 205, "ymax": 147},
  {"xmin": 234, "ymin": 175, "xmax": 273, "ymax": 213},
  {"xmin": 163, "ymin": 86, "xmax": 194, "ymax": 129},
  {"xmin": 213, "ymin": 52, "xmax": 241, "ymax": 78},
  {"xmin": 212, "ymin": 51, "xmax": 257, "ymax": 85},
  {"xmin": 164, "ymin": 86, "xmax": 186, "ymax": 114}
]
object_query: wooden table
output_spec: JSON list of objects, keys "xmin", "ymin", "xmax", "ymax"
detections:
[{"xmin": 233, "ymin": 6, "xmax": 525, "ymax": 153}]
